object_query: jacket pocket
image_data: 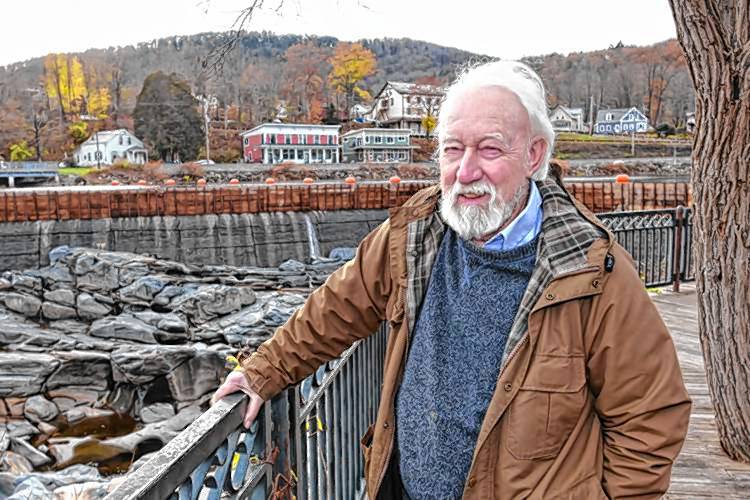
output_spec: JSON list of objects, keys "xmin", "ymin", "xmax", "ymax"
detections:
[
  {"xmin": 360, "ymin": 424, "xmax": 375, "ymax": 482},
  {"xmin": 506, "ymin": 354, "xmax": 586, "ymax": 460}
]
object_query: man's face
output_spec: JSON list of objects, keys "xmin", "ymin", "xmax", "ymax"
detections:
[{"xmin": 438, "ymin": 86, "xmax": 546, "ymax": 240}]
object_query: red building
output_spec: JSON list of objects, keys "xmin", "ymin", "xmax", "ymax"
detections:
[{"xmin": 240, "ymin": 123, "xmax": 341, "ymax": 164}]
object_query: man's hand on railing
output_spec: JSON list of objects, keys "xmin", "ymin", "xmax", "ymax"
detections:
[{"xmin": 211, "ymin": 371, "xmax": 264, "ymax": 428}]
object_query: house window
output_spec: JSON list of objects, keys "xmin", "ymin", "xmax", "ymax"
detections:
[
  {"xmin": 299, "ymin": 134, "xmax": 305, "ymax": 144},
  {"xmin": 399, "ymin": 152, "xmax": 406, "ymax": 160},
  {"xmin": 386, "ymin": 136, "xmax": 395, "ymax": 144},
  {"xmin": 119, "ymin": 136, "xmax": 123, "ymax": 145},
  {"xmin": 365, "ymin": 136, "xmax": 371, "ymax": 144},
  {"xmin": 325, "ymin": 149, "xmax": 331, "ymax": 160},
  {"xmin": 285, "ymin": 135, "xmax": 291, "ymax": 144},
  {"xmin": 243, "ymin": 137, "xmax": 249, "ymax": 145},
  {"xmin": 605, "ymin": 113, "xmax": 614, "ymax": 121},
  {"xmin": 389, "ymin": 98, "xmax": 394, "ymax": 105},
  {"xmin": 314, "ymin": 135, "xmax": 320, "ymax": 144},
  {"xmin": 374, "ymin": 136, "xmax": 383, "ymax": 144},
  {"xmin": 397, "ymin": 135, "xmax": 407, "ymax": 143},
  {"xmin": 128, "ymin": 137, "xmax": 132, "ymax": 145},
  {"xmin": 270, "ymin": 134, "xmax": 276, "ymax": 144}
]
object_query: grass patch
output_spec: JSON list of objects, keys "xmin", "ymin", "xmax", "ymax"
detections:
[{"xmin": 59, "ymin": 167, "xmax": 95, "ymax": 176}]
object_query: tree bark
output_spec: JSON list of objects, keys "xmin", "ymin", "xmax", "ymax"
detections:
[{"xmin": 668, "ymin": 0, "xmax": 750, "ymax": 462}]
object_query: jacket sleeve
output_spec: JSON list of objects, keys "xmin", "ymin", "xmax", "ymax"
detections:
[
  {"xmin": 586, "ymin": 246, "xmax": 691, "ymax": 499},
  {"xmin": 238, "ymin": 219, "xmax": 394, "ymax": 401}
]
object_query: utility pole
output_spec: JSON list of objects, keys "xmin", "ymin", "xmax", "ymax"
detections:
[
  {"xmin": 588, "ymin": 95, "xmax": 596, "ymax": 135},
  {"xmin": 197, "ymin": 94, "xmax": 213, "ymax": 162}
]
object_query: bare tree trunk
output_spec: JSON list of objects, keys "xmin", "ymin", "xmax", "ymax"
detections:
[{"xmin": 669, "ymin": 0, "xmax": 750, "ymax": 462}]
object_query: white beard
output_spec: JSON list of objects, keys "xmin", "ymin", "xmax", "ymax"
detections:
[{"xmin": 440, "ymin": 181, "xmax": 527, "ymax": 241}]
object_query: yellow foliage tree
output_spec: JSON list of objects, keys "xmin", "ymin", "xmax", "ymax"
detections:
[
  {"xmin": 43, "ymin": 53, "xmax": 111, "ymax": 119},
  {"xmin": 328, "ymin": 42, "xmax": 376, "ymax": 117}
]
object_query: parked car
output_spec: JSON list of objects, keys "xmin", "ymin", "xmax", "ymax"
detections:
[{"xmin": 195, "ymin": 159, "xmax": 215, "ymax": 166}]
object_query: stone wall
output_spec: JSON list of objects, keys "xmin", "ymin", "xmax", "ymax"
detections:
[{"xmin": 0, "ymin": 210, "xmax": 388, "ymax": 272}]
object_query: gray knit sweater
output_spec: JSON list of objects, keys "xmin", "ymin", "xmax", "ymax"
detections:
[{"xmin": 396, "ymin": 228, "xmax": 538, "ymax": 499}]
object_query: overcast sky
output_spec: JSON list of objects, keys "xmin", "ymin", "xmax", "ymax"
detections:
[{"xmin": 0, "ymin": 0, "xmax": 678, "ymax": 66}]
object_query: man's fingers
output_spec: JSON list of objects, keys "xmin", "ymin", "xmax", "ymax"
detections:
[
  {"xmin": 211, "ymin": 372, "xmax": 245, "ymax": 404},
  {"xmin": 243, "ymin": 395, "xmax": 264, "ymax": 428}
]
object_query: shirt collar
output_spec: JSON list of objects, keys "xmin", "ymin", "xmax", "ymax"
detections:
[{"xmin": 484, "ymin": 180, "xmax": 543, "ymax": 252}]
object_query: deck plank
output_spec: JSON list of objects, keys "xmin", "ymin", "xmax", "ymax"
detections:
[{"xmin": 650, "ymin": 283, "xmax": 750, "ymax": 499}]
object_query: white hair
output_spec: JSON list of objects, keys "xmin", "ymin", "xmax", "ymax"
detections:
[{"xmin": 436, "ymin": 60, "xmax": 555, "ymax": 180}]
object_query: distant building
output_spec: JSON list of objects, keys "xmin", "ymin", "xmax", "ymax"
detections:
[
  {"xmin": 341, "ymin": 128, "xmax": 412, "ymax": 163},
  {"xmin": 686, "ymin": 112, "xmax": 696, "ymax": 133},
  {"xmin": 594, "ymin": 107, "xmax": 649, "ymax": 135},
  {"xmin": 549, "ymin": 105, "xmax": 585, "ymax": 132},
  {"xmin": 349, "ymin": 104, "xmax": 371, "ymax": 122},
  {"xmin": 368, "ymin": 81, "xmax": 445, "ymax": 137},
  {"xmin": 240, "ymin": 123, "xmax": 341, "ymax": 164},
  {"xmin": 74, "ymin": 129, "xmax": 148, "ymax": 166}
]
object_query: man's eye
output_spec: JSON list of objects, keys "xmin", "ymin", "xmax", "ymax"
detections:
[
  {"xmin": 443, "ymin": 146, "xmax": 463, "ymax": 154},
  {"xmin": 480, "ymin": 147, "xmax": 502, "ymax": 158}
]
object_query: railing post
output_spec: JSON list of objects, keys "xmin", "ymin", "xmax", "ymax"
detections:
[{"xmin": 672, "ymin": 205, "xmax": 684, "ymax": 292}]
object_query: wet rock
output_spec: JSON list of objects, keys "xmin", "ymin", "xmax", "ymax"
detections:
[
  {"xmin": 76, "ymin": 293, "xmax": 111, "ymax": 320},
  {"xmin": 6, "ymin": 273, "xmax": 43, "ymax": 293},
  {"xmin": 9, "ymin": 477, "xmax": 53, "ymax": 500},
  {"xmin": 23, "ymin": 395, "xmax": 59, "ymax": 423},
  {"xmin": 15, "ymin": 464, "xmax": 102, "ymax": 489},
  {"xmin": 167, "ymin": 350, "xmax": 225, "ymax": 402},
  {"xmin": 48, "ymin": 388, "xmax": 101, "ymax": 406},
  {"xmin": 279, "ymin": 259, "xmax": 306, "ymax": 272},
  {"xmin": 45, "ymin": 351, "xmax": 111, "ymax": 391},
  {"xmin": 106, "ymin": 385, "xmax": 135, "ymax": 415},
  {"xmin": 139, "ymin": 402, "xmax": 175, "ymax": 423},
  {"xmin": 42, "ymin": 301, "xmax": 78, "ymax": 320},
  {"xmin": 133, "ymin": 310, "xmax": 187, "ymax": 332},
  {"xmin": 0, "ymin": 420, "xmax": 39, "ymax": 438},
  {"xmin": 0, "ymin": 473, "xmax": 14, "ymax": 497},
  {"xmin": 105, "ymin": 405, "xmax": 202, "ymax": 454},
  {"xmin": 151, "ymin": 284, "xmax": 185, "ymax": 307},
  {"xmin": 4, "ymin": 398, "xmax": 26, "ymax": 417},
  {"xmin": 2, "ymin": 292, "xmax": 42, "ymax": 317},
  {"xmin": 110, "ymin": 345, "xmax": 193, "ymax": 384},
  {"xmin": 0, "ymin": 427, "xmax": 8, "ymax": 453},
  {"xmin": 118, "ymin": 276, "xmax": 169, "ymax": 305},
  {"xmin": 10, "ymin": 437, "xmax": 51, "ymax": 467},
  {"xmin": 1, "ymin": 450, "xmax": 33, "ymax": 475},
  {"xmin": 64, "ymin": 407, "xmax": 115, "ymax": 426},
  {"xmin": 37, "ymin": 421, "xmax": 58, "ymax": 435},
  {"xmin": 51, "ymin": 397, "xmax": 77, "ymax": 412},
  {"xmin": 73, "ymin": 254, "xmax": 119, "ymax": 292},
  {"xmin": 329, "ymin": 247, "xmax": 356, "ymax": 261},
  {"xmin": 3, "ymin": 420, "xmax": 39, "ymax": 438},
  {"xmin": 0, "ymin": 353, "xmax": 59, "ymax": 397},
  {"xmin": 89, "ymin": 315, "xmax": 158, "ymax": 344},
  {"xmin": 54, "ymin": 481, "xmax": 109, "ymax": 500},
  {"xmin": 43, "ymin": 288, "xmax": 76, "ymax": 307},
  {"xmin": 171, "ymin": 284, "xmax": 256, "ymax": 323}
]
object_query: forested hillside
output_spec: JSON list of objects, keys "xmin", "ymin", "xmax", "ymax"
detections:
[{"xmin": 0, "ymin": 31, "xmax": 692, "ymax": 161}]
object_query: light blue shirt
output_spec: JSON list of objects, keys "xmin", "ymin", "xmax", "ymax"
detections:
[{"xmin": 484, "ymin": 180, "xmax": 543, "ymax": 252}]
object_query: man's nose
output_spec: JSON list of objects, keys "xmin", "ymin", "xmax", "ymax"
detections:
[{"xmin": 456, "ymin": 148, "xmax": 483, "ymax": 185}]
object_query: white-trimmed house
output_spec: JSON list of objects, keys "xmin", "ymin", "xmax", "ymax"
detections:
[
  {"xmin": 549, "ymin": 105, "xmax": 585, "ymax": 132},
  {"xmin": 341, "ymin": 128, "xmax": 413, "ymax": 163},
  {"xmin": 594, "ymin": 107, "xmax": 649, "ymax": 135},
  {"xmin": 240, "ymin": 123, "xmax": 341, "ymax": 164},
  {"xmin": 74, "ymin": 129, "xmax": 148, "ymax": 166},
  {"xmin": 367, "ymin": 81, "xmax": 445, "ymax": 137}
]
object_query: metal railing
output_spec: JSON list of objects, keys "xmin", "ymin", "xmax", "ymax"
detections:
[
  {"xmin": 598, "ymin": 206, "xmax": 693, "ymax": 289},
  {"xmin": 107, "ymin": 323, "xmax": 388, "ymax": 500}
]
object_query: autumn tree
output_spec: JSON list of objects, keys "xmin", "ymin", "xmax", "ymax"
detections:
[
  {"xmin": 43, "ymin": 54, "xmax": 111, "ymax": 121},
  {"xmin": 134, "ymin": 72, "xmax": 203, "ymax": 162},
  {"xmin": 668, "ymin": 0, "xmax": 750, "ymax": 462},
  {"xmin": 281, "ymin": 41, "xmax": 332, "ymax": 123},
  {"xmin": 328, "ymin": 42, "xmax": 376, "ymax": 118},
  {"xmin": 637, "ymin": 40, "xmax": 686, "ymax": 125}
]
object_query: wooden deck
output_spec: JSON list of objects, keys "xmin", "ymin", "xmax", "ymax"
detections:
[{"xmin": 651, "ymin": 283, "xmax": 750, "ymax": 498}]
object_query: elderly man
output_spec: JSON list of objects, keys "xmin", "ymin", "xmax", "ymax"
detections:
[{"xmin": 214, "ymin": 60, "xmax": 691, "ymax": 499}]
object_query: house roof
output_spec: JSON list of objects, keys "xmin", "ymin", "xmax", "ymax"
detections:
[
  {"xmin": 595, "ymin": 108, "xmax": 644, "ymax": 123},
  {"xmin": 372, "ymin": 81, "xmax": 446, "ymax": 101},
  {"xmin": 240, "ymin": 122, "xmax": 341, "ymax": 136},
  {"xmin": 83, "ymin": 129, "xmax": 141, "ymax": 146}
]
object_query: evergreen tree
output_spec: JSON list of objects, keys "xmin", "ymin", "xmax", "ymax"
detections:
[{"xmin": 134, "ymin": 71, "xmax": 203, "ymax": 162}]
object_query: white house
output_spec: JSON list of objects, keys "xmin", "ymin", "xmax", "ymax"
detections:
[
  {"xmin": 341, "ymin": 128, "xmax": 413, "ymax": 163},
  {"xmin": 74, "ymin": 129, "xmax": 148, "ymax": 166},
  {"xmin": 549, "ymin": 105, "xmax": 585, "ymax": 132},
  {"xmin": 594, "ymin": 107, "xmax": 649, "ymax": 135},
  {"xmin": 367, "ymin": 81, "xmax": 445, "ymax": 136}
]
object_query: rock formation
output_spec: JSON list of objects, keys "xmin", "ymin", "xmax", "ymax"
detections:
[{"xmin": 0, "ymin": 245, "xmax": 349, "ymax": 497}]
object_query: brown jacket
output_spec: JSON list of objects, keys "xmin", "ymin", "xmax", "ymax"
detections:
[{"xmin": 240, "ymin": 179, "xmax": 691, "ymax": 499}]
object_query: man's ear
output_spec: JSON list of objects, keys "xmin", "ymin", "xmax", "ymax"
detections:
[{"xmin": 527, "ymin": 137, "xmax": 547, "ymax": 177}]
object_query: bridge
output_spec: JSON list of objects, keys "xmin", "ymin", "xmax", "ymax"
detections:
[{"xmin": 0, "ymin": 161, "xmax": 59, "ymax": 187}]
